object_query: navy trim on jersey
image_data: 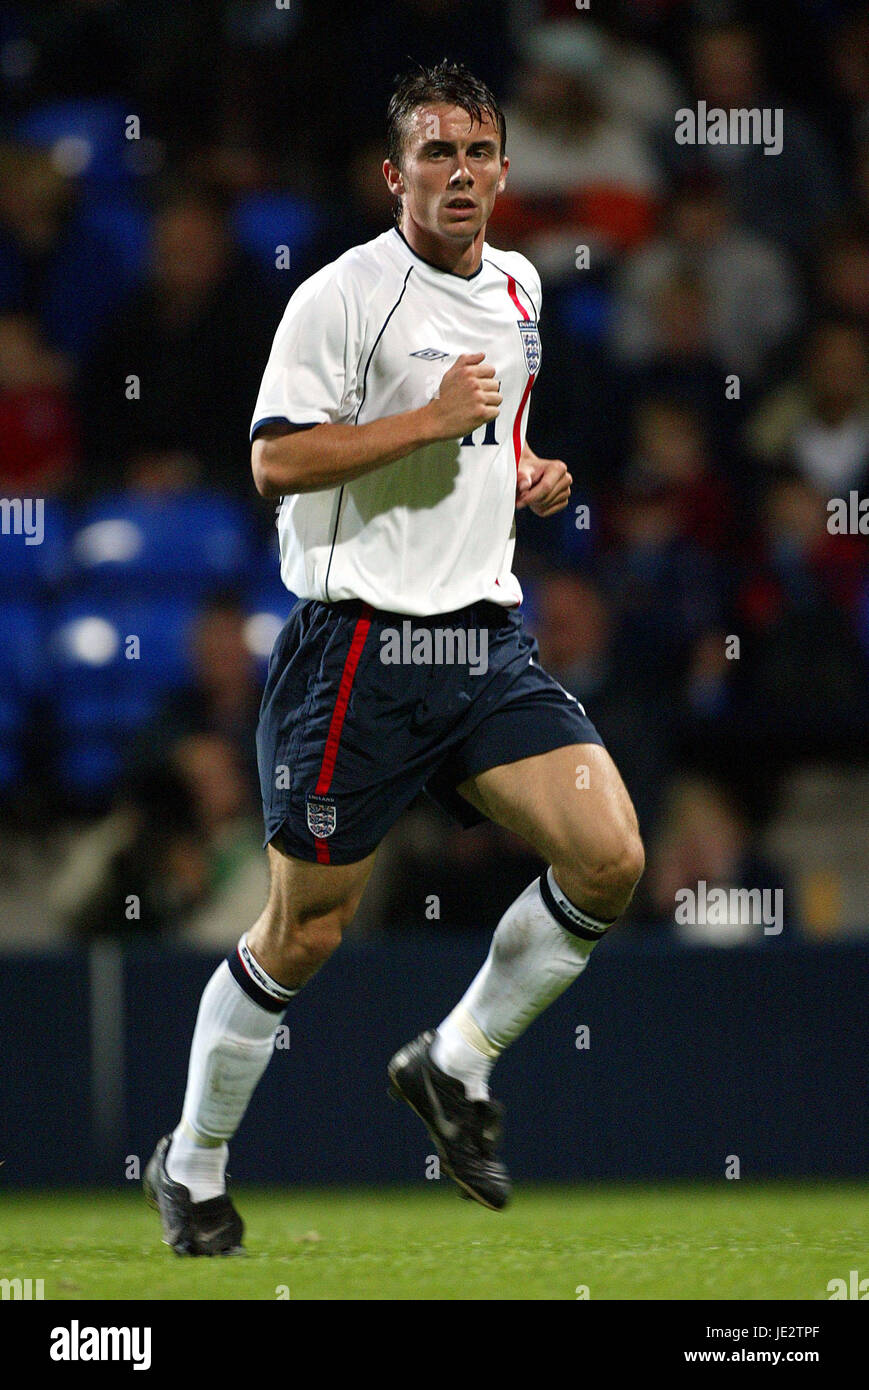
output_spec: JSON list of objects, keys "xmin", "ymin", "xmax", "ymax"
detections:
[
  {"xmin": 482, "ymin": 257, "xmax": 539, "ymax": 320},
  {"xmin": 250, "ymin": 415, "xmax": 320, "ymax": 442},
  {"xmin": 324, "ymin": 265, "xmax": 413, "ymax": 602},
  {"xmin": 393, "ymin": 226, "xmax": 484, "ymax": 281}
]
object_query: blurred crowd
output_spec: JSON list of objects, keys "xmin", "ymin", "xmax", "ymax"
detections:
[{"xmin": 0, "ymin": 0, "xmax": 867, "ymax": 945}]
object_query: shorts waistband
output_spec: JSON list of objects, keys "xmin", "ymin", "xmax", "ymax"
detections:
[{"xmin": 323, "ymin": 598, "xmax": 518, "ymax": 628}]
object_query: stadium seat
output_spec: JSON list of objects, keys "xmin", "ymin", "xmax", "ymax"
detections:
[
  {"xmin": 0, "ymin": 499, "xmax": 69, "ymax": 595},
  {"xmin": 78, "ymin": 194, "xmax": 151, "ymax": 284},
  {"xmin": 68, "ymin": 492, "xmax": 253, "ymax": 598},
  {"xmin": 47, "ymin": 597, "xmax": 198, "ymax": 799},
  {"xmin": 16, "ymin": 98, "xmax": 134, "ymax": 192},
  {"xmin": 244, "ymin": 568, "xmax": 296, "ymax": 676},
  {"xmin": 231, "ymin": 192, "xmax": 323, "ymax": 275},
  {"xmin": 0, "ymin": 602, "xmax": 44, "ymax": 793}
]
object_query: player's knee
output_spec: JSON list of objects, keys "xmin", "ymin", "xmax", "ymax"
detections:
[
  {"xmin": 557, "ymin": 828, "xmax": 645, "ymax": 918},
  {"xmin": 257, "ymin": 897, "xmax": 350, "ymax": 976}
]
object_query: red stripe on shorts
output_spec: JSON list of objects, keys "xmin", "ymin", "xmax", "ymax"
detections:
[{"xmin": 312, "ymin": 604, "xmax": 373, "ymax": 863}]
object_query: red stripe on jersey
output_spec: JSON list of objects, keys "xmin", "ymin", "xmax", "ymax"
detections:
[
  {"xmin": 312, "ymin": 604, "xmax": 372, "ymax": 863},
  {"xmin": 506, "ymin": 274, "xmax": 530, "ymax": 321},
  {"xmin": 505, "ymin": 275, "xmax": 537, "ymax": 467},
  {"xmin": 512, "ymin": 373, "xmax": 535, "ymax": 469}
]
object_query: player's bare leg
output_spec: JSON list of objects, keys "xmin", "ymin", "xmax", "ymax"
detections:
[
  {"xmin": 436, "ymin": 741, "xmax": 643, "ymax": 1086},
  {"xmin": 247, "ymin": 844, "xmax": 378, "ymax": 988},
  {"xmin": 146, "ymin": 844, "xmax": 376, "ymax": 1254},
  {"xmin": 460, "ymin": 742, "xmax": 644, "ymax": 921},
  {"xmin": 389, "ymin": 743, "xmax": 643, "ymax": 1210}
]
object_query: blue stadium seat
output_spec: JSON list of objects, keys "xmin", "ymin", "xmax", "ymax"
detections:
[
  {"xmin": 78, "ymin": 194, "xmax": 151, "ymax": 284},
  {"xmin": 68, "ymin": 492, "xmax": 253, "ymax": 597},
  {"xmin": 231, "ymin": 192, "xmax": 323, "ymax": 274},
  {"xmin": 0, "ymin": 500, "xmax": 69, "ymax": 595},
  {"xmin": 16, "ymin": 98, "xmax": 134, "ymax": 192},
  {"xmin": 556, "ymin": 284, "xmax": 615, "ymax": 344},
  {"xmin": 0, "ymin": 602, "xmax": 44, "ymax": 792},
  {"xmin": 48, "ymin": 597, "xmax": 198, "ymax": 799},
  {"xmin": 243, "ymin": 573, "xmax": 296, "ymax": 677}
]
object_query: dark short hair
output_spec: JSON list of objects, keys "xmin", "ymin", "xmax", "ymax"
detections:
[{"xmin": 386, "ymin": 59, "xmax": 507, "ymax": 170}]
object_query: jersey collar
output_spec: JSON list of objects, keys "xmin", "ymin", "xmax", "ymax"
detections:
[{"xmin": 392, "ymin": 226, "xmax": 485, "ymax": 281}]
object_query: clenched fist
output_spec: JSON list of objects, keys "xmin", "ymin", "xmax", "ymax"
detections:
[{"xmin": 427, "ymin": 352, "xmax": 502, "ymax": 440}]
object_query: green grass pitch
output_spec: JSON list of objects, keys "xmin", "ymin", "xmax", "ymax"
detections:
[{"xmin": 2, "ymin": 1183, "xmax": 866, "ymax": 1300}]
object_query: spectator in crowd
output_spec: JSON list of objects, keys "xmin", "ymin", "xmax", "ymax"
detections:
[
  {"xmin": 812, "ymin": 222, "xmax": 869, "ymax": 331},
  {"xmin": 602, "ymin": 451, "xmax": 731, "ymax": 678},
  {"xmin": 487, "ymin": 20, "xmax": 662, "ymax": 283},
  {"xmin": 48, "ymin": 760, "xmax": 208, "ymax": 938},
  {"xmin": 78, "ymin": 184, "xmax": 282, "ymax": 496},
  {"xmin": 645, "ymin": 774, "xmax": 793, "ymax": 942},
  {"xmin": 623, "ymin": 397, "xmax": 734, "ymax": 552},
  {"xmin": 0, "ymin": 141, "xmax": 137, "ymax": 361},
  {"xmin": 128, "ymin": 593, "xmax": 263, "ymax": 806},
  {"xmin": 611, "ymin": 171, "xmax": 800, "ymax": 383},
  {"xmin": 676, "ymin": 22, "xmax": 841, "ymax": 260},
  {"xmin": 49, "ymin": 728, "xmax": 263, "ymax": 941},
  {"xmin": 531, "ymin": 568, "xmax": 673, "ymax": 846},
  {"xmin": 583, "ymin": 9, "xmax": 685, "ymax": 138},
  {"xmin": 826, "ymin": 6, "xmax": 869, "ymax": 171},
  {"xmin": 0, "ymin": 311, "xmax": 78, "ymax": 495},
  {"xmin": 729, "ymin": 471, "xmax": 869, "ymax": 764},
  {"xmin": 747, "ymin": 318, "xmax": 869, "ymax": 493},
  {"xmin": 679, "ymin": 468, "xmax": 868, "ymax": 806},
  {"xmin": 621, "ymin": 268, "xmax": 736, "ymax": 446}
]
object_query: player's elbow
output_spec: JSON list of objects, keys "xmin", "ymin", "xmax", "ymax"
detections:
[{"xmin": 251, "ymin": 437, "xmax": 292, "ymax": 499}]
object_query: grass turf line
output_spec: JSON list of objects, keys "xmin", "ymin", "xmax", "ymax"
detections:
[{"xmin": 0, "ymin": 1183, "xmax": 865, "ymax": 1301}]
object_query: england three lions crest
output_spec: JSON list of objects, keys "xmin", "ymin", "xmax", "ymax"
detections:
[
  {"xmin": 518, "ymin": 320, "xmax": 541, "ymax": 374},
  {"xmin": 306, "ymin": 794, "xmax": 337, "ymax": 838}
]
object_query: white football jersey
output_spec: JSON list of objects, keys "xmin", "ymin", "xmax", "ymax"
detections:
[{"xmin": 250, "ymin": 226, "xmax": 542, "ymax": 616}]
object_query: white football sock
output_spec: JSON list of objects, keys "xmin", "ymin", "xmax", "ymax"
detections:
[
  {"xmin": 431, "ymin": 869, "xmax": 613, "ymax": 1101},
  {"xmin": 167, "ymin": 937, "xmax": 296, "ymax": 1202}
]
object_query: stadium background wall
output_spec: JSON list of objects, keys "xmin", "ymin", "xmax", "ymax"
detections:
[{"xmin": 2, "ymin": 935, "xmax": 866, "ymax": 1188}]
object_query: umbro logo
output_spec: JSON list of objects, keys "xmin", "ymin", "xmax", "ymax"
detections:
[{"xmin": 410, "ymin": 347, "xmax": 449, "ymax": 360}]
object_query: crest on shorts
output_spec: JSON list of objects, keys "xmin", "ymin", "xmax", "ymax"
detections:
[
  {"xmin": 518, "ymin": 319, "xmax": 541, "ymax": 374},
  {"xmin": 306, "ymin": 794, "xmax": 337, "ymax": 838}
]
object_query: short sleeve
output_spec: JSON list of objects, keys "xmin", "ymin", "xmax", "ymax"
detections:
[
  {"xmin": 250, "ymin": 266, "xmax": 361, "ymax": 441},
  {"xmin": 530, "ymin": 266, "xmax": 543, "ymax": 323}
]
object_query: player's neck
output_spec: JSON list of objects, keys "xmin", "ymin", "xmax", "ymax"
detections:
[{"xmin": 397, "ymin": 216, "xmax": 484, "ymax": 278}]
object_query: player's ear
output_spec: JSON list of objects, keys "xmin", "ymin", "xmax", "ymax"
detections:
[
  {"xmin": 497, "ymin": 156, "xmax": 509, "ymax": 195},
  {"xmin": 383, "ymin": 159, "xmax": 404, "ymax": 197}
]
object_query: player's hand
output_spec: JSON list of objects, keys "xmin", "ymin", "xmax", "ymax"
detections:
[
  {"xmin": 428, "ymin": 352, "xmax": 502, "ymax": 439},
  {"xmin": 516, "ymin": 456, "xmax": 572, "ymax": 515}
]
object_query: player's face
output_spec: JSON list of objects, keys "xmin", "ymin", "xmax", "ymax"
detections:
[{"xmin": 384, "ymin": 104, "xmax": 508, "ymax": 244}]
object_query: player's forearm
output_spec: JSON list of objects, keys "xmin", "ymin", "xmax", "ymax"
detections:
[{"xmin": 251, "ymin": 404, "xmax": 444, "ymax": 498}]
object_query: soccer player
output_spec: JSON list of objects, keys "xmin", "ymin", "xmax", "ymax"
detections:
[{"xmin": 145, "ymin": 61, "xmax": 644, "ymax": 1254}]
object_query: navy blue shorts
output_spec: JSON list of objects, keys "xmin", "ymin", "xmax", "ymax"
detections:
[{"xmin": 256, "ymin": 597, "xmax": 605, "ymax": 865}]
